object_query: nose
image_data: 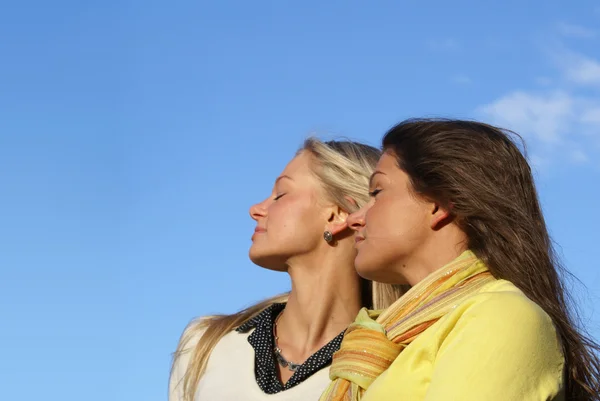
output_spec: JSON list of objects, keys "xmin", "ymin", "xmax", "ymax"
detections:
[
  {"xmin": 347, "ymin": 207, "xmax": 366, "ymax": 232},
  {"xmin": 249, "ymin": 200, "xmax": 267, "ymax": 221}
]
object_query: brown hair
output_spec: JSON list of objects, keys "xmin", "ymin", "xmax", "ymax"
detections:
[
  {"xmin": 170, "ymin": 138, "xmax": 404, "ymax": 401},
  {"xmin": 382, "ymin": 118, "xmax": 600, "ymax": 400}
]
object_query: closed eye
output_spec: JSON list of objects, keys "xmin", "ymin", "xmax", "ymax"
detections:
[
  {"xmin": 274, "ymin": 193, "xmax": 286, "ymax": 201},
  {"xmin": 368, "ymin": 189, "xmax": 382, "ymax": 197}
]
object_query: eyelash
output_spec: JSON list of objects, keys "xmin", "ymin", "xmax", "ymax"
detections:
[
  {"xmin": 274, "ymin": 193, "xmax": 285, "ymax": 201},
  {"xmin": 369, "ymin": 189, "xmax": 382, "ymax": 197}
]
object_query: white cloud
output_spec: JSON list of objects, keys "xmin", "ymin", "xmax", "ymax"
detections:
[
  {"xmin": 478, "ymin": 47, "xmax": 600, "ymax": 168},
  {"xmin": 581, "ymin": 107, "xmax": 600, "ymax": 124},
  {"xmin": 479, "ymin": 90, "xmax": 600, "ymax": 154},
  {"xmin": 478, "ymin": 91, "xmax": 573, "ymax": 144},
  {"xmin": 569, "ymin": 149, "xmax": 589, "ymax": 163},
  {"xmin": 557, "ymin": 22, "xmax": 596, "ymax": 38},
  {"xmin": 562, "ymin": 52, "xmax": 600, "ymax": 86}
]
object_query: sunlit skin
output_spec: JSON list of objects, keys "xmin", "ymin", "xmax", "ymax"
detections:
[
  {"xmin": 347, "ymin": 151, "xmax": 468, "ymax": 286},
  {"xmin": 249, "ymin": 151, "xmax": 363, "ymax": 384}
]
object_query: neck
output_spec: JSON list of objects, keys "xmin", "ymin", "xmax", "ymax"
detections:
[
  {"xmin": 277, "ymin": 242, "xmax": 363, "ymax": 362},
  {"xmin": 403, "ymin": 226, "xmax": 468, "ymax": 286}
]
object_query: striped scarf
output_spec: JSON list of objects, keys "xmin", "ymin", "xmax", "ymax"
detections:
[{"xmin": 319, "ymin": 250, "xmax": 495, "ymax": 401}]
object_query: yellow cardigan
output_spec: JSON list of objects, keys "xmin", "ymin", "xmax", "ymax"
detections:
[{"xmin": 360, "ymin": 279, "xmax": 565, "ymax": 401}]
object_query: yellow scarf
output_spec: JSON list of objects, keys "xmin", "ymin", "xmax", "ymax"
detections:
[{"xmin": 319, "ymin": 251, "xmax": 495, "ymax": 401}]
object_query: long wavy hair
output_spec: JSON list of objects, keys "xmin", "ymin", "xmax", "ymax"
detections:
[
  {"xmin": 170, "ymin": 138, "xmax": 405, "ymax": 401},
  {"xmin": 382, "ymin": 118, "xmax": 600, "ymax": 400}
]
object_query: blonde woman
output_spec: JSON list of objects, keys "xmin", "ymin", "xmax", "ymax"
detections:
[{"xmin": 169, "ymin": 138, "xmax": 403, "ymax": 401}]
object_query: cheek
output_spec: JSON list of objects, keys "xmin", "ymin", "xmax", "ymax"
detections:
[
  {"xmin": 360, "ymin": 198, "xmax": 426, "ymax": 258},
  {"xmin": 355, "ymin": 201, "xmax": 397, "ymax": 275},
  {"xmin": 365, "ymin": 198, "xmax": 396, "ymax": 236},
  {"xmin": 269, "ymin": 197, "xmax": 320, "ymax": 237},
  {"xmin": 369, "ymin": 196, "xmax": 426, "ymax": 237}
]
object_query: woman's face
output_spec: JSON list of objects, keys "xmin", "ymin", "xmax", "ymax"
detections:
[
  {"xmin": 348, "ymin": 151, "xmax": 433, "ymax": 284},
  {"xmin": 249, "ymin": 151, "xmax": 334, "ymax": 271}
]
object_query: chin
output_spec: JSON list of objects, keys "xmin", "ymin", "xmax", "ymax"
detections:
[
  {"xmin": 354, "ymin": 253, "xmax": 379, "ymax": 281},
  {"xmin": 248, "ymin": 249, "xmax": 287, "ymax": 272},
  {"xmin": 355, "ymin": 253, "xmax": 398, "ymax": 284}
]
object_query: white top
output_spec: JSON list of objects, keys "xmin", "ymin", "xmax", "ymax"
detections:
[{"xmin": 169, "ymin": 329, "xmax": 332, "ymax": 401}]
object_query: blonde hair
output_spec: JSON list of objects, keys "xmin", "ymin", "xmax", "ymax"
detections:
[
  {"xmin": 301, "ymin": 138, "xmax": 405, "ymax": 310},
  {"xmin": 171, "ymin": 138, "xmax": 404, "ymax": 401}
]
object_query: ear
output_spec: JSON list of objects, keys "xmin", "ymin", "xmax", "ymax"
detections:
[
  {"xmin": 326, "ymin": 206, "xmax": 350, "ymax": 236},
  {"xmin": 430, "ymin": 201, "xmax": 452, "ymax": 230}
]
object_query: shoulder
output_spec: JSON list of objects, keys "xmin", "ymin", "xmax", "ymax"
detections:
[
  {"xmin": 458, "ymin": 280, "xmax": 553, "ymax": 330},
  {"xmin": 169, "ymin": 314, "xmax": 256, "ymax": 386},
  {"xmin": 387, "ymin": 280, "xmax": 566, "ymax": 401},
  {"xmin": 441, "ymin": 280, "xmax": 563, "ymax": 358},
  {"xmin": 168, "ymin": 318, "xmax": 210, "ymax": 401},
  {"xmin": 179, "ymin": 318, "xmax": 209, "ymax": 351}
]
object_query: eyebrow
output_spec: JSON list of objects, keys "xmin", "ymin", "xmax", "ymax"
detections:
[
  {"xmin": 369, "ymin": 171, "xmax": 386, "ymax": 188},
  {"xmin": 275, "ymin": 175, "xmax": 293, "ymax": 184}
]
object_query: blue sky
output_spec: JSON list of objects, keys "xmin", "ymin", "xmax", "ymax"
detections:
[{"xmin": 1, "ymin": 1, "xmax": 599, "ymax": 400}]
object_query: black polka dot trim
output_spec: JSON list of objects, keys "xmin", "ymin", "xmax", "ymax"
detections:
[{"xmin": 236, "ymin": 303, "xmax": 345, "ymax": 394}]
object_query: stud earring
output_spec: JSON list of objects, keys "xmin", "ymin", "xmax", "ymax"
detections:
[{"xmin": 323, "ymin": 231, "xmax": 333, "ymax": 243}]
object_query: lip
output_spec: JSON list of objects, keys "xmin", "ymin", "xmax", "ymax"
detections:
[
  {"xmin": 354, "ymin": 235, "xmax": 365, "ymax": 245},
  {"xmin": 251, "ymin": 227, "xmax": 267, "ymax": 241}
]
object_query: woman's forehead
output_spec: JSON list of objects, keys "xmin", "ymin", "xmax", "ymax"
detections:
[{"xmin": 280, "ymin": 151, "xmax": 315, "ymax": 178}]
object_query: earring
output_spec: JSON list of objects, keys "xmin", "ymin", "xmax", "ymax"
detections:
[{"xmin": 323, "ymin": 231, "xmax": 333, "ymax": 243}]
